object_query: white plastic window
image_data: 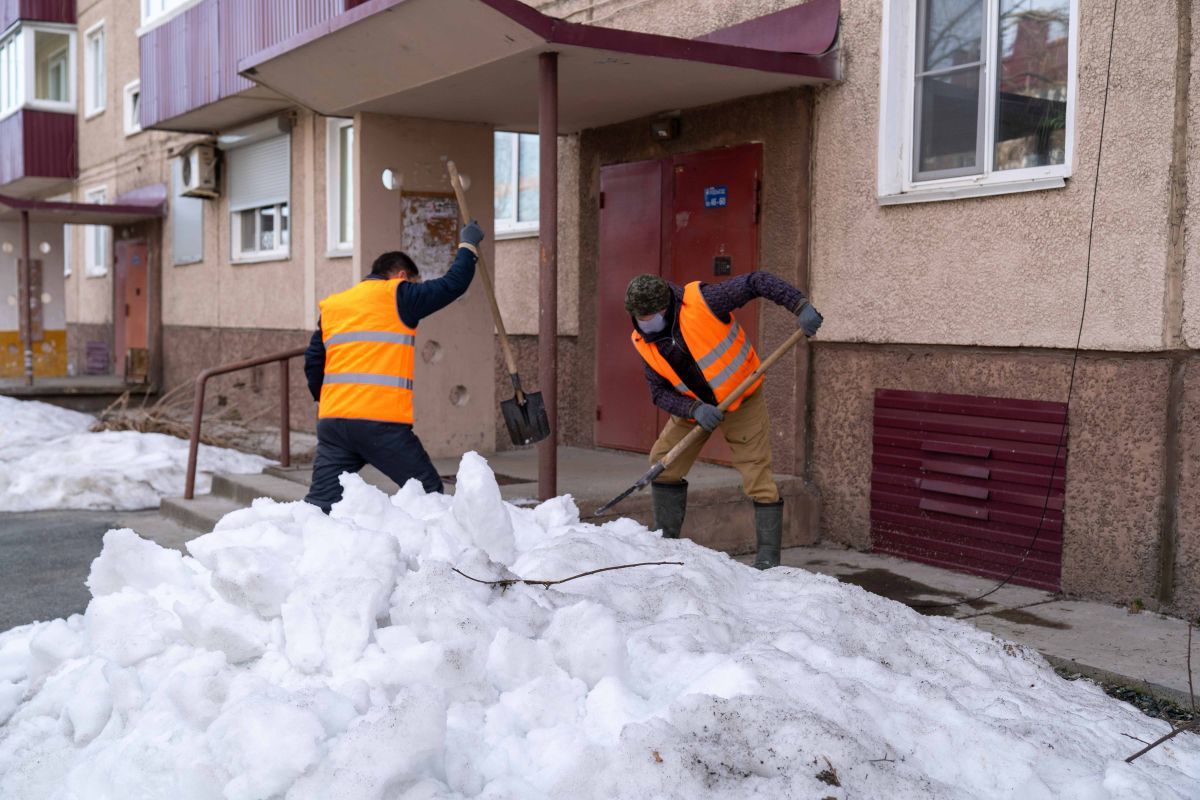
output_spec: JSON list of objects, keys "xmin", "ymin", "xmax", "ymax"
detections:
[
  {"xmin": 84, "ymin": 23, "xmax": 105, "ymax": 117},
  {"xmin": 494, "ymin": 131, "xmax": 539, "ymax": 237},
  {"xmin": 123, "ymin": 80, "xmax": 141, "ymax": 136},
  {"xmin": 84, "ymin": 187, "xmax": 110, "ymax": 278},
  {"xmin": 232, "ymin": 203, "xmax": 290, "ymax": 261},
  {"xmin": 878, "ymin": 0, "xmax": 1077, "ymax": 204},
  {"xmin": 326, "ymin": 118, "xmax": 354, "ymax": 253}
]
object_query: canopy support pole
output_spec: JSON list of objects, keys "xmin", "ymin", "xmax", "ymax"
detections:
[{"xmin": 538, "ymin": 51, "xmax": 559, "ymax": 501}]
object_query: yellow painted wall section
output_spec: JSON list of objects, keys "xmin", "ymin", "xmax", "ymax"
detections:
[{"xmin": 0, "ymin": 331, "xmax": 68, "ymax": 377}]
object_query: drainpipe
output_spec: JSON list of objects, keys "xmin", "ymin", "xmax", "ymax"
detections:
[
  {"xmin": 19, "ymin": 210, "xmax": 33, "ymax": 386},
  {"xmin": 538, "ymin": 52, "xmax": 559, "ymax": 500}
]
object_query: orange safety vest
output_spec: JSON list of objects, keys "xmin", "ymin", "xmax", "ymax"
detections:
[
  {"xmin": 631, "ymin": 281, "xmax": 762, "ymax": 413},
  {"xmin": 318, "ymin": 278, "xmax": 417, "ymax": 424}
]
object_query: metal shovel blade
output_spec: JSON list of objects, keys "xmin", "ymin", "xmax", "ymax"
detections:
[{"xmin": 501, "ymin": 391, "xmax": 551, "ymax": 446}]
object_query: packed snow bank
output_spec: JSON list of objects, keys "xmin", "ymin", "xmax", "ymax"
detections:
[
  {"xmin": 1, "ymin": 453, "xmax": 1197, "ymax": 799},
  {"xmin": 0, "ymin": 396, "xmax": 270, "ymax": 511}
]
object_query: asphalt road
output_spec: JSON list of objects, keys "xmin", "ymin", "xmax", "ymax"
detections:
[{"xmin": 0, "ymin": 510, "xmax": 161, "ymax": 631}]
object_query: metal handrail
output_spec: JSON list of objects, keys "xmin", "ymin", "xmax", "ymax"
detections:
[{"xmin": 184, "ymin": 346, "xmax": 307, "ymax": 500}]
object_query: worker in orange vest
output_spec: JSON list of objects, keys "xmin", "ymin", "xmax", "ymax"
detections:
[
  {"xmin": 625, "ymin": 272, "xmax": 822, "ymax": 569},
  {"xmin": 301, "ymin": 221, "xmax": 484, "ymax": 512}
]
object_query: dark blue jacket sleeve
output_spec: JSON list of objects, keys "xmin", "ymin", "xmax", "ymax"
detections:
[
  {"xmin": 304, "ymin": 326, "xmax": 325, "ymax": 402},
  {"xmin": 643, "ymin": 361, "xmax": 697, "ymax": 418},
  {"xmin": 396, "ymin": 247, "xmax": 478, "ymax": 328}
]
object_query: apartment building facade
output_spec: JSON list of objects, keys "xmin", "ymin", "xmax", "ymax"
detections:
[{"xmin": 0, "ymin": 0, "xmax": 1196, "ymax": 616}]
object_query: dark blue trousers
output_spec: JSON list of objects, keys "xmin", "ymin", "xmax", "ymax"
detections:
[{"xmin": 304, "ymin": 418, "xmax": 444, "ymax": 513}]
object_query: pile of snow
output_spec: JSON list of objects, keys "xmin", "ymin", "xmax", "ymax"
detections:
[
  {"xmin": 0, "ymin": 396, "xmax": 270, "ymax": 511},
  {"xmin": 0, "ymin": 453, "xmax": 1197, "ymax": 798}
]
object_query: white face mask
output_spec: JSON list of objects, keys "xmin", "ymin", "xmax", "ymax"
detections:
[{"xmin": 637, "ymin": 312, "xmax": 667, "ymax": 335}]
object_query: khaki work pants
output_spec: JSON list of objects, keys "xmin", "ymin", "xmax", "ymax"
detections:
[{"xmin": 648, "ymin": 388, "xmax": 779, "ymax": 503}]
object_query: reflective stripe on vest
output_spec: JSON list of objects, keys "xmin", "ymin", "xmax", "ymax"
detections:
[
  {"xmin": 630, "ymin": 281, "xmax": 762, "ymax": 414},
  {"xmin": 318, "ymin": 278, "xmax": 417, "ymax": 423}
]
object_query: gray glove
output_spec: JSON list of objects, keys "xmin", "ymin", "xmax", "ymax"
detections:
[
  {"xmin": 460, "ymin": 220, "xmax": 485, "ymax": 248},
  {"xmin": 692, "ymin": 402, "xmax": 724, "ymax": 432},
  {"xmin": 797, "ymin": 300, "xmax": 823, "ymax": 337}
]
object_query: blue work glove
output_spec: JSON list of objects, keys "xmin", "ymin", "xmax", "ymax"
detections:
[
  {"xmin": 460, "ymin": 219, "xmax": 485, "ymax": 248},
  {"xmin": 691, "ymin": 402, "xmax": 724, "ymax": 432},
  {"xmin": 797, "ymin": 300, "xmax": 823, "ymax": 337}
]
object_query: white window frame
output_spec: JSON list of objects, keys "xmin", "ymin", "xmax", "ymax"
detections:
[
  {"xmin": 494, "ymin": 131, "xmax": 540, "ymax": 239},
  {"xmin": 84, "ymin": 186, "xmax": 110, "ymax": 278},
  {"xmin": 877, "ymin": 0, "xmax": 1078, "ymax": 205},
  {"xmin": 0, "ymin": 23, "xmax": 76, "ymax": 119},
  {"xmin": 139, "ymin": 0, "xmax": 203, "ymax": 31},
  {"xmin": 231, "ymin": 202, "xmax": 290, "ymax": 263},
  {"xmin": 325, "ymin": 117, "xmax": 354, "ymax": 257},
  {"xmin": 123, "ymin": 79, "xmax": 141, "ymax": 136},
  {"xmin": 84, "ymin": 21, "xmax": 105, "ymax": 118}
]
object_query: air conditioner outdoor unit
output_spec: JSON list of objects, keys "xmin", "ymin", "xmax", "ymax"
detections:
[{"xmin": 180, "ymin": 144, "xmax": 219, "ymax": 198}]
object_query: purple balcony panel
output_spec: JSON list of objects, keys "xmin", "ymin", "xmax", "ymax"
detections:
[
  {"xmin": 140, "ymin": 0, "xmax": 345, "ymax": 131},
  {"xmin": 0, "ymin": 0, "xmax": 74, "ymax": 32},
  {"xmin": 0, "ymin": 110, "xmax": 77, "ymax": 195}
]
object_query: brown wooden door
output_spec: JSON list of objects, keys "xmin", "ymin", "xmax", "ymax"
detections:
[
  {"xmin": 114, "ymin": 239, "xmax": 149, "ymax": 378},
  {"xmin": 595, "ymin": 145, "xmax": 763, "ymax": 462},
  {"xmin": 595, "ymin": 159, "xmax": 665, "ymax": 452}
]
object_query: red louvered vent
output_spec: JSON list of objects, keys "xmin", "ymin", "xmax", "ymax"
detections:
[{"xmin": 871, "ymin": 389, "xmax": 1067, "ymax": 592}]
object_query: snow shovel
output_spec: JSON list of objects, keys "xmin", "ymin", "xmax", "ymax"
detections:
[
  {"xmin": 592, "ymin": 327, "xmax": 810, "ymax": 518},
  {"xmin": 446, "ymin": 161, "xmax": 551, "ymax": 446}
]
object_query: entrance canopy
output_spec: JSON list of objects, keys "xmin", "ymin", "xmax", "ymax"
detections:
[
  {"xmin": 0, "ymin": 193, "xmax": 166, "ymax": 226},
  {"xmin": 241, "ymin": 0, "xmax": 841, "ymax": 133}
]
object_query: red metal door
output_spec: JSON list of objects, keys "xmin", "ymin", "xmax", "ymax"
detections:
[
  {"xmin": 870, "ymin": 389, "xmax": 1067, "ymax": 591},
  {"xmin": 595, "ymin": 159, "xmax": 664, "ymax": 452},
  {"xmin": 667, "ymin": 144, "xmax": 762, "ymax": 464},
  {"xmin": 114, "ymin": 240, "xmax": 149, "ymax": 378}
]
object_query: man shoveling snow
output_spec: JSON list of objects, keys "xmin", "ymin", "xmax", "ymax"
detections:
[{"xmin": 0, "ymin": 453, "xmax": 1196, "ymax": 799}]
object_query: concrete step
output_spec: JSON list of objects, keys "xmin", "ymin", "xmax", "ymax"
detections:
[
  {"xmin": 211, "ymin": 472, "xmax": 310, "ymax": 505},
  {"xmin": 159, "ymin": 494, "xmax": 244, "ymax": 533}
]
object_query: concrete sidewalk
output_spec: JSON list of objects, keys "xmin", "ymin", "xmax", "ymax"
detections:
[{"xmin": 742, "ymin": 545, "xmax": 1198, "ymax": 708}]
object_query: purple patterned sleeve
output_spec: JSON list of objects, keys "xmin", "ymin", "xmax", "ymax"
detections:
[
  {"xmin": 699, "ymin": 271, "xmax": 806, "ymax": 319},
  {"xmin": 644, "ymin": 362, "xmax": 696, "ymax": 418}
]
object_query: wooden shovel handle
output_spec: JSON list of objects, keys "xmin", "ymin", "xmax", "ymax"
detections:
[
  {"xmin": 446, "ymin": 160, "xmax": 522, "ymax": 385},
  {"xmin": 659, "ymin": 328, "xmax": 808, "ymax": 469}
]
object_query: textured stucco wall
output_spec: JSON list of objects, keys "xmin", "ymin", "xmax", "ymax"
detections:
[
  {"xmin": 811, "ymin": 0, "xmax": 1179, "ymax": 351},
  {"xmin": 1185, "ymin": 0, "xmax": 1200, "ymax": 348},
  {"xmin": 578, "ymin": 90, "xmax": 813, "ymax": 473},
  {"xmin": 355, "ymin": 113, "xmax": 497, "ymax": 458},
  {"xmin": 1174, "ymin": 358, "xmax": 1200, "ymax": 616},
  {"xmin": 811, "ymin": 344, "xmax": 1175, "ymax": 608}
]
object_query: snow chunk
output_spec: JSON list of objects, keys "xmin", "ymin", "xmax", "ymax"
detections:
[{"xmin": 0, "ymin": 454, "xmax": 1197, "ymax": 799}]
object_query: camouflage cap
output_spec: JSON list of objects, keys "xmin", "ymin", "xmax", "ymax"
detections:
[{"xmin": 624, "ymin": 274, "xmax": 671, "ymax": 316}]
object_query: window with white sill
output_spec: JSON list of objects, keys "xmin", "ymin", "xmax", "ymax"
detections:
[
  {"xmin": 123, "ymin": 80, "xmax": 141, "ymax": 135},
  {"xmin": 494, "ymin": 131, "xmax": 539, "ymax": 237},
  {"xmin": 878, "ymin": 0, "xmax": 1077, "ymax": 203},
  {"xmin": 84, "ymin": 23, "xmax": 105, "ymax": 116},
  {"xmin": 326, "ymin": 118, "xmax": 354, "ymax": 252},
  {"xmin": 0, "ymin": 24, "xmax": 76, "ymax": 118},
  {"xmin": 226, "ymin": 134, "xmax": 291, "ymax": 262},
  {"xmin": 84, "ymin": 187, "xmax": 110, "ymax": 278}
]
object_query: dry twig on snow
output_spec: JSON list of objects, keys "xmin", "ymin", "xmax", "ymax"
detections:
[
  {"xmin": 452, "ymin": 561, "xmax": 683, "ymax": 591},
  {"xmin": 1125, "ymin": 618, "xmax": 1199, "ymax": 763}
]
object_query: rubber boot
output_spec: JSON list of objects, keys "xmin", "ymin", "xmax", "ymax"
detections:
[
  {"xmin": 753, "ymin": 499, "xmax": 784, "ymax": 570},
  {"xmin": 651, "ymin": 480, "xmax": 688, "ymax": 539}
]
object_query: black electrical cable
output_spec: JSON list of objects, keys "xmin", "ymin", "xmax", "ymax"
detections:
[{"xmin": 911, "ymin": 0, "xmax": 1120, "ymax": 613}]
